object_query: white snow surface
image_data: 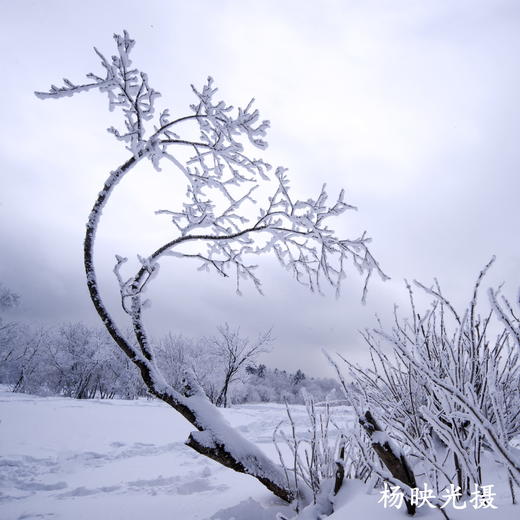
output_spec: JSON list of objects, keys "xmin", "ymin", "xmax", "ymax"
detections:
[{"xmin": 0, "ymin": 388, "xmax": 517, "ymax": 519}]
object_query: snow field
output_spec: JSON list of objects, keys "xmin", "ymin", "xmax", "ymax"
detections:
[
  {"xmin": 0, "ymin": 389, "xmax": 347, "ymax": 519},
  {"xmin": 0, "ymin": 389, "xmax": 517, "ymax": 519}
]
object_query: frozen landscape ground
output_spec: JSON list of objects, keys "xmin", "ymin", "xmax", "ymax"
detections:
[{"xmin": 0, "ymin": 388, "xmax": 517, "ymax": 520}]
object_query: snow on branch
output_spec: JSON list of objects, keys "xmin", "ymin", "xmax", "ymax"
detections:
[
  {"xmin": 36, "ymin": 31, "xmax": 159, "ymax": 157},
  {"xmin": 489, "ymin": 286, "xmax": 520, "ymax": 349},
  {"xmin": 36, "ymin": 31, "xmax": 386, "ymax": 303}
]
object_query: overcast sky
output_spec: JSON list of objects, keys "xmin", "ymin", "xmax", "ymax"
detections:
[{"xmin": 1, "ymin": 1, "xmax": 519, "ymax": 376}]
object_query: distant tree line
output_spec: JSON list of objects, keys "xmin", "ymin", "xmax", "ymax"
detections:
[
  {"xmin": 0, "ymin": 286, "xmax": 341, "ymax": 404},
  {"xmin": 155, "ymin": 325, "xmax": 342, "ymax": 406},
  {"xmin": 1, "ymin": 320, "xmax": 146, "ymax": 399},
  {"xmin": 240, "ymin": 365, "xmax": 340, "ymax": 405}
]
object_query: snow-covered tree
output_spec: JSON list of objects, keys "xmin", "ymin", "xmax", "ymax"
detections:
[
  {"xmin": 0, "ymin": 283, "xmax": 20, "ymax": 347},
  {"xmin": 0, "ymin": 284, "xmax": 24, "ymax": 384},
  {"xmin": 35, "ymin": 31, "xmax": 386, "ymax": 503},
  {"xmin": 155, "ymin": 331, "xmax": 224, "ymax": 404},
  {"xmin": 155, "ymin": 333, "xmax": 195, "ymax": 393},
  {"xmin": 2, "ymin": 326, "xmax": 46, "ymax": 393},
  {"xmin": 2, "ymin": 321, "xmax": 145, "ymax": 399},
  {"xmin": 211, "ymin": 324, "xmax": 271, "ymax": 407},
  {"xmin": 293, "ymin": 369, "xmax": 306, "ymax": 386},
  {"xmin": 0, "ymin": 284, "xmax": 19, "ymax": 312}
]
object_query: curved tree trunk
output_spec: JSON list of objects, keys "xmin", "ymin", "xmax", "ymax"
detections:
[{"xmin": 83, "ymin": 158, "xmax": 294, "ymax": 504}]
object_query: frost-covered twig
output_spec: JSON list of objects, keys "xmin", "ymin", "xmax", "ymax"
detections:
[{"xmin": 331, "ymin": 263, "xmax": 520, "ymax": 505}]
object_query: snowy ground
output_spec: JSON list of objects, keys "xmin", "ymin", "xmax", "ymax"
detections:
[{"xmin": 0, "ymin": 388, "xmax": 517, "ymax": 519}]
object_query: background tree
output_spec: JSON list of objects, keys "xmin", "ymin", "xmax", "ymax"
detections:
[
  {"xmin": 293, "ymin": 369, "xmax": 306, "ymax": 386},
  {"xmin": 0, "ymin": 284, "xmax": 19, "ymax": 312},
  {"xmin": 155, "ymin": 333, "xmax": 195, "ymax": 394},
  {"xmin": 1, "ymin": 320, "xmax": 145, "ymax": 399},
  {"xmin": 35, "ymin": 31, "xmax": 386, "ymax": 503},
  {"xmin": 212, "ymin": 324, "xmax": 271, "ymax": 408},
  {"xmin": 0, "ymin": 284, "xmax": 23, "ymax": 384}
]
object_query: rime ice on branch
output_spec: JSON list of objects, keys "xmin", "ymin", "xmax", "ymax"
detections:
[
  {"xmin": 330, "ymin": 258, "xmax": 520, "ymax": 509},
  {"xmin": 35, "ymin": 31, "xmax": 387, "ymax": 504}
]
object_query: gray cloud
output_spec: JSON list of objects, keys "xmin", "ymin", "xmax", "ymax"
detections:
[{"xmin": 1, "ymin": 1, "xmax": 519, "ymax": 375}]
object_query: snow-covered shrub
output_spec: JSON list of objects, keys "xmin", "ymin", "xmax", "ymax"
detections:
[
  {"xmin": 274, "ymin": 391, "xmax": 345, "ymax": 515},
  {"xmin": 332, "ymin": 259, "xmax": 520, "ymax": 504}
]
